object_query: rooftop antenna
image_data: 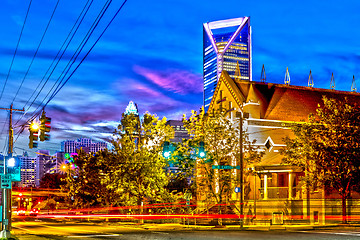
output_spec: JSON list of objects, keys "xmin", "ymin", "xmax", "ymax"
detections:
[
  {"xmin": 330, "ymin": 73, "xmax": 335, "ymax": 90},
  {"xmin": 235, "ymin": 61, "xmax": 241, "ymax": 80},
  {"xmin": 260, "ymin": 64, "xmax": 266, "ymax": 82},
  {"xmin": 351, "ymin": 75, "xmax": 357, "ymax": 92},
  {"xmin": 284, "ymin": 67, "xmax": 290, "ymax": 85},
  {"xmin": 308, "ymin": 70, "xmax": 314, "ymax": 87}
]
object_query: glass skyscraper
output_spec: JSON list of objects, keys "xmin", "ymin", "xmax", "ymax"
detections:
[{"xmin": 203, "ymin": 17, "xmax": 252, "ymax": 111}]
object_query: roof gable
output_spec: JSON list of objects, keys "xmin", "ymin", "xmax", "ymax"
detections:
[
  {"xmin": 208, "ymin": 71, "xmax": 245, "ymax": 112},
  {"xmin": 208, "ymin": 71, "xmax": 360, "ymax": 122}
]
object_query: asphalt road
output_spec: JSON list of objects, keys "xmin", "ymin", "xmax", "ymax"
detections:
[{"xmin": 11, "ymin": 219, "xmax": 360, "ymax": 240}]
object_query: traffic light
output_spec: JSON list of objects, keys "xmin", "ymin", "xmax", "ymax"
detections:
[
  {"xmin": 199, "ymin": 141, "xmax": 206, "ymax": 158},
  {"xmin": 29, "ymin": 122, "xmax": 39, "ymax": 149},
  {"xmin": 40, "ymin": 111, "xmax": 51, "ymax": 141},
  {"xmin": 162, "ymin": 141, "xmax": 171, "ymax": 158}
]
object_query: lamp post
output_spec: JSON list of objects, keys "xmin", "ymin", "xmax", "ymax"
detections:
[{"xmin": 236, "ymin": 111, "xmax": 249, "ymax": 228}]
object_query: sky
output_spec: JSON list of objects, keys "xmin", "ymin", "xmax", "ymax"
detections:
[{"xmin": 0, "ymin": 0, "xmax": 359, "ymax": 156}]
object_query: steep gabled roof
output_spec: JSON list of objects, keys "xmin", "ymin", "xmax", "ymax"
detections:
[
  {"xmin": 211, "ymin": 71, "xmax": 360, "ymax": 122},
  {"xmin": 261, "ymin": 84, "xmax": 360, "ymax": 121},
  {"xmin": 208, "ymin": 71, "xmax": 245, "ymax": 111}
]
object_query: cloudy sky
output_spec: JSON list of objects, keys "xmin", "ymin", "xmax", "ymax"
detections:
[{"xmin": 0, "ymin": 0, "xmax": 359, "ymax": 156}]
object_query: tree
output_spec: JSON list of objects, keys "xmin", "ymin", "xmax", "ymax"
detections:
[
  {"xmin": 40, "ymin": 173, "xmax": 66, "ymax": 189},
  {"xmin": 105, "ymin": 112, "xmax": 175, "ymax": 211},
  {"xmin": 63, "ymin": 112, "xmax": 175, "ymax": 212},
  {"xmin": 167, "ymin": 138, "xmax": 196, "ymax": 193},
  {"xmin": 62, "ymin": 149, "xmax": 117, "ymax": 209},
  {"xmin": 182, "ymin": 108, "xmax": 262, "ymax": 222},
  {"xmin": 282, "ymin": 96, "xmax": 360, "ymax": 223}
]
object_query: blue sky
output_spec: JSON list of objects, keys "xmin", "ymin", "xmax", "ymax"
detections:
[{"xmin": 0, "ymin": 0, "xmax": 359, "ymax": 156}]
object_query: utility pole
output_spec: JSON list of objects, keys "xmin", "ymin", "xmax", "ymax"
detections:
[
  {"xmin": 0, "ymin": 104, "xmax": 24, "ymax": 238},
  {"xmin": 236, "ymin": 111, "xmax": 248, "ymax": 228}
]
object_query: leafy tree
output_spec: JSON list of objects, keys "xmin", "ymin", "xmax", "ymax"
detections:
[
  {"xmin": 40, "ymin": 173, "xmax": 66, "ymax": 189},
  {"xmin": 63, "ymin": 112, "xmax": 175, "ymax": 212},
  {"xmin": 105, "ymin": 112, "xmax": 175, "ymax": 212},
  {"xmin": 167, "ymin": 139, "xmax": 196, "ymax": 193},
  {"xmin": 182, "ymin": 108, "xmax": 262, "ymax": 221},
  {"xmin": 62, "ymin": 149, "xmax": 118, "ymax": 209},
  {"xmin": 282, "ymin": 96, "xmax": 360, "ymax": 223}
]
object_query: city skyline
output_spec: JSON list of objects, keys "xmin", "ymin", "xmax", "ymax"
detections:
[{"xmin": 0, "ymin": 0, "xmax": 360, "ymax": 156}]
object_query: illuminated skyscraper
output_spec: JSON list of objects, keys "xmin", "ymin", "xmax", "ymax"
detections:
[{"xmin": 203, "ymin": 17, "xmax": 252, "ymax": 111}]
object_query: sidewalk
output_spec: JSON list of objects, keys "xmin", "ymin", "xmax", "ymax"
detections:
[{"xmin": 107, "ymin": 222, "xmax": 357, "ymax": 232}]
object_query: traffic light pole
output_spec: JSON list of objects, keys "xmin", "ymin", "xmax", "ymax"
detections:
[{"xmin": 0, "ymin": 104, "xmax": 24, "ymax": 238}]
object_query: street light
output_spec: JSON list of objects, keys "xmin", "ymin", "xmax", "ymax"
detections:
[
  {"xmin": 7, "ymin": 157, "xmax": 15, "ymax": 167},
  {"xmin": 236, "ymin": 111, "xmax": 249, "ymax": 228}
]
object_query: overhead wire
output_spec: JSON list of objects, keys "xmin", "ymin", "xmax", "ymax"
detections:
[
  {"xmin": 47, "ymin": 0, "xmax": 116, "ymax": 103},
  {"xmin": 11, "ymin": 0, "xmax": 60, "ymax": 105},
  {"xmin": 13, "ymin": 0, "xmax": 129, "ymax": 149},
  {"xmin": 47, "ymin": 0, "xmax": 129, "ymax": 104},
  {"xmin": 15, "ymin": 0, "xmax": 113, "ymax": 132},
  {"xmin": 14, "ymin": 0, "xmax": 94, "ymax": 127},
  {"xmin": 0, "ymin": 0, "xmax": 33, "ymax": 149},
  {"xmin": 13, "ymin": 0, "xmax": 109, "ymax": 145},
  {"xmin": 0, "ymin": 0, "xmax": 33, "ymax": 102},
  {"xmin": 21, "ymin": 0, "xmax": 127, "ymax": 129}
]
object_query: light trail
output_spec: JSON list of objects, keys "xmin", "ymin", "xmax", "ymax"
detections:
[{"xmin": 38, "ymin": 213, "xmax": 243, "ymax": 220}]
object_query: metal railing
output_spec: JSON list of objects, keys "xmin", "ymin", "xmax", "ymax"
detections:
[{"xmin": 259, "ymin": 187, "xmax": 302, "ymax": 199}]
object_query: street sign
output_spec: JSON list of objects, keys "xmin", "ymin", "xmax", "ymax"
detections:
[
  {"xmin": 7, "ymin": 168, "xmax": 20, "ymax": 182},
  {"xmin": 184, "ymin": 192, "xmax": 192, "ymax": 200},
  {"xmin": 235, "ymin": 187, "xmax": 241, "ymax": 193},
  {"xmin": 212, "ymin": 165, "xmax": 240, "ymax": 170},
  {"xmin": 1, "ymin": 175, "xmax": 11, "ymax": 189}
]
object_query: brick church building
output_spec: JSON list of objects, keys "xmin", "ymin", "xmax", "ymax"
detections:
[{"xmin": 204, "ymin": 70, "xmax": 360, "ymax": 224}]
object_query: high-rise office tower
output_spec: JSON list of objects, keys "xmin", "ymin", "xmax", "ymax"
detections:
[{"xmin": 203, "ymin": 17, "xmax": 252, "ymax": 111}]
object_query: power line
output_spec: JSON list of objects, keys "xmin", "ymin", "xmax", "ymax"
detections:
[
  {"xmin": 0, "ymin": 0, "xmax": 33, "ymax": 102},
  {"xmin": 14, "ymin": 0, "xmax": 111, "ymax": 130},
  {"xmin": 11, "ymin": 0, "xmax": 60, "ymax": 105},
  {"xmin": 0, "ymin": 0, "xmax": 33, "ymax": 149},
  {"xmin": 22, "ymin": 0, "xmax": 114, "ymax": 122},
  {"xmin": 14, "ymin": 0, "xmax": 94, "ymax": 127},
  {"xmin": 47, "ymin": 0, "xmax": 114, "ymax": 102},
  {"xmin": 10, "ymin": 0, "xmax": 129, "ymax": 151}
]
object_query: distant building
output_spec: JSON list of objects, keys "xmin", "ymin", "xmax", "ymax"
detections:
[
  {"xmin": 35, "ymin": 150, "xmax": 51, "ymax": 187},
  {"xmin": 166, "ymin": 120, "xmax": 192, "ymax": 185},
  {"xmin": 125, "ymin": 101, "xmax": 139, "ymax": 115},
  {"xmin": 18, "ymin": 151, "xmax": 66, "ymax": 188},
  {"xmin": 167, "ymin": 120, "xmax": 189, "ymax": 143},
  {"xmin": 203, "ymin": 17, "xmax": 251, "ymax": 111},
  {"xmin": 61, "ymin": 138, "xmax": 108, "ymax": 154},
  {"xmin": 19, "ymin": 152, "xmax": 36, "ymax": 188},
  {"xmin": 47, "ymin": 152, "xmax": 65, "ymax": 174}
]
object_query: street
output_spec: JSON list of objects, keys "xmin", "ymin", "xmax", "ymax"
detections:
[{"xmin": 11, "ymin": 219, "xmax": 360, "ymax": 240}]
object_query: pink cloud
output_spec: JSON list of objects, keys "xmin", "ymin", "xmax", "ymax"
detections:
[
  {"xmin": 131, "ymin": 82, "xmax": 163, "ymax": 98},
  {"xmin": 133, "ymin": 65, "xmax": 203, "ymax": 94}
]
